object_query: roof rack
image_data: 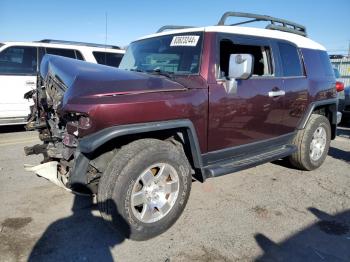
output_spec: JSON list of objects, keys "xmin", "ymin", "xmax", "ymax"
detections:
[
  {"xmin": 156, "ymin": 25, "xmax": 196, "ymax": 33},
  {"xmin": 37, "ymin": 39, "xmax": 121, "ymax": 49},
  {"xmin": 218, "ymin": 12, "xmax": 307, "ymax": 37}
]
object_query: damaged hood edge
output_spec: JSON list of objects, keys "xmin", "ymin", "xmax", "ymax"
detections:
[{"xmin": 40, "ymin": 54, "xmax": 187, "ymax": 103}]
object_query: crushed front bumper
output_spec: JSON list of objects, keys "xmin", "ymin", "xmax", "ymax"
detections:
[
  {"xmin": 24, "ymin": 146, "xmax": 92, "ymax": 193},
  {"xmin": 24, "ymin": 161, "xmax": 71, "ymax": 191}
]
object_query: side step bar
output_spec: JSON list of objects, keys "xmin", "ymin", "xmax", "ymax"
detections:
[{"xmin": 204, "ymin": 145, "xmax": 297, "ymax": 178}]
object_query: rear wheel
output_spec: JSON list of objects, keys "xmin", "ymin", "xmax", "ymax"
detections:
[
  {"xmin": 97, "ymin": 139, "xmax": 192, "ymax": 240},
  {"xmin": 289, "ymin": 114, "xmax": 331, "ymax": 170}
]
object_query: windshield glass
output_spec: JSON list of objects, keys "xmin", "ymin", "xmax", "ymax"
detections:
[{"xmin": 119, "ymin": 32, "xmax": 203, "ymax": 75}]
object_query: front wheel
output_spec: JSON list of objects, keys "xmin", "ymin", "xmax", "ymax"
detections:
[
  {"xmin": 97, "ymin": 139, "xmax": 192, "ymax": 240},
  {"xmin": 289, "ymin": 114, "xmax": 331, "ymax": 170}
]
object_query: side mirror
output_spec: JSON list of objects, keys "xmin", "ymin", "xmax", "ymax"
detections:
[{"xmin": 228, "ymin": 54, "xmax": 253, "ymax": 80}]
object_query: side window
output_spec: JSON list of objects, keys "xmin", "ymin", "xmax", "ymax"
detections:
[
  {"xmin": 45, "ymin": 48, "xmax": 76, "ymax": 59},
  {"xmin": 219, "ymin": 39, "xmax": 273, "ymax": 78},
  {"xmin": 0, "ymin": 46, "xmax": 37, "ymax": 75},
  {"xmin": 319, "ymin": 52, "xmax": 334, "ymax": 77},
  {"xmin": 93, "ymin": 52, "xmax": 123, "ymax": 67},
  {"xmin": 278, "ymin": 42, "xmax": 303, "ymax": 77},
  {"xmin": 75, "ymin": 50, "xmax": 84, "ymax": 60}
]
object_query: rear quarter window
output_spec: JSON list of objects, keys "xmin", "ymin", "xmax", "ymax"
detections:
[
  {"xmin": 278, "ymin": 42, "xmax": 304, "ymax": 77},
  {"xmin": 302, "ymin": 49, "xmax": 334, "ymax": 79},
  {"xmin": 319, "ymin": 52, "xmax": 334, "ymax": 77}
]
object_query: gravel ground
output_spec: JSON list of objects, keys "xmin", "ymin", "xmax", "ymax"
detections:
[{"xmin": 0, "ymin": 125, "xmax": 349, "ymax": 262}]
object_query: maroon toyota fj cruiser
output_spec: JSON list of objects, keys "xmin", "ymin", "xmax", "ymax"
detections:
[{"xmin": 25, "ymin": 12, "xmax": 341, "ymax": 240}]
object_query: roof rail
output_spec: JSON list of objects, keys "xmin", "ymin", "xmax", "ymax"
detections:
[
  {"xmin": 218, "ymin": 12, "xmax": 307, "ymax": 37},
  {"xmin": 37, "ymin": 39, "xmax": 121, "ymax": 49},
  {"xmin": 156, "ymin": 25, "xmax": 196, "ymax": 33}
]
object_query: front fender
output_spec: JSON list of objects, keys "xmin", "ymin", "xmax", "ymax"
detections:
[{"xmin": 78, "ymin": 119, "xmax": 204, "ymax": 170}]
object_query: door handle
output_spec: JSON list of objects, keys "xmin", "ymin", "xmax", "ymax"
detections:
[
  {"xmin": 268, "ymin": 90, "xmax": 285, "ymax": 97},
  {"xmin": 25, "ymin": 80, "xmax": 35, "ymax": 85}
]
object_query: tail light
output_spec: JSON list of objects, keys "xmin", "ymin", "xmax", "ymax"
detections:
[{"xmin": 336, "ymin": 81, "xmax": 344, "ymax": 92}]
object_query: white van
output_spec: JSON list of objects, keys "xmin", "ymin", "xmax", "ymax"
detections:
[{"xmin": 0, "ymin": 39, "xmax": 125, "ymax": 125}]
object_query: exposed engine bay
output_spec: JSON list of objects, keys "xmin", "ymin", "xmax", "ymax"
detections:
[{"xmin": 24, "ymin": 73, "xmax": 113, "ymax": 193}]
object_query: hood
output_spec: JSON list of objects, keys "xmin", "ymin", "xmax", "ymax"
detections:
[{"xmin": 40, "ymin": 55, "xmax": 186, "ymax": 105}]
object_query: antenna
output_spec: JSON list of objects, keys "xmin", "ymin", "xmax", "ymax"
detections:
[{"xmin": 104, "ymin": 12, "xmax": 108, "ymax": 64}]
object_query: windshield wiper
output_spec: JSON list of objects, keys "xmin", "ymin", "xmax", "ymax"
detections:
[
  {"xmin": 129, "ymin": 68, "xmax": 146, "ymax": 73},
  {"xmin": 150, "ymin": 68, "xmax": 174, "ymax": 79},
  {"xmin": 129, "ymin": 68, "xmax": 175, "ymax": 79}
]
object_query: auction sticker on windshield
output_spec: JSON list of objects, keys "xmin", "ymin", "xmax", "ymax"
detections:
[{"xmin": 170, "ymin": 35, "xmax": 200, "ymax": 46}]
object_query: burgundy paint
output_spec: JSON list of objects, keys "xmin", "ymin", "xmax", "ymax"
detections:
[{"xmin": 49, "ymin": 32, "xmax": 336, "ymax": 155}]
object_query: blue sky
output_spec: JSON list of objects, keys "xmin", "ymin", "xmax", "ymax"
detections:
[{"xmin": 1, "ymin": 0, "xmax": 349, "ymax": 54}]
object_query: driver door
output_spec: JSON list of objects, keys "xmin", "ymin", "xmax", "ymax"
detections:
[{"xmin": 208, "ymin": 34, "xmax": 287, "ymax": 152}]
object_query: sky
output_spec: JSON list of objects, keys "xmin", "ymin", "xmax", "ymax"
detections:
[{"xmin": 0, "ymin": 0, "xmax": 349, "ymax": 54}]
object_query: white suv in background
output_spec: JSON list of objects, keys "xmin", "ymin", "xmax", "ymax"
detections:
[{"xmin": 0, "ymin": 39, "xmax": 125, "ymax": 126}]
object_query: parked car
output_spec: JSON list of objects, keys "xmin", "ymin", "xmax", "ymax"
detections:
[
  {"xmin": 330, "ymin": 56, "xmax": 350, "ymax": 123},
  {"xmin": 0, "ymin": 40, "xmax": 124, "ymax": 126},
  {"xmin": 25, "ymin": 12, "xmax": 340, "ymax": 240}
]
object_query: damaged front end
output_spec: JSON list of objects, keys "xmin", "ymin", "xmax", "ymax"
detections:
[{"xmin": 23, "ymin": 55, "xmax": 112, "ymax": 193}]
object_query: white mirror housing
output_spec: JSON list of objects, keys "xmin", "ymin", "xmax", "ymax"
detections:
[{"xmin": 228, "ymin": 54, "xmax": 253, "ymax": 80}]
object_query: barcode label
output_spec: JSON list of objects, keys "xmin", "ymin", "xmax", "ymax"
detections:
[{"xmin": 170, "ymin": 35, "xmax": 200, "ymax": 46}]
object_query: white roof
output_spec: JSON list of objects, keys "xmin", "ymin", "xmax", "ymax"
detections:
[
  {"xmin": 138, "ymin": 26, "xmax": 326, "ymax": 51},
  {"xmin": 0, "ymin": 41, "xmax": 125, "ymax": 53}
]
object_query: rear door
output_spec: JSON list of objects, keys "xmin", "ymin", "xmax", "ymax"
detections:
[
  {"xmin": 208, "ymin": 34, "xmax": 286, "ymax": 152},
  {"xmin": 0, "ymin": 45, "xmax": 37, "ymax": 122},
  {"xmin": 275, "ymin": 41, "xmax": 309, "ymax": 132}
]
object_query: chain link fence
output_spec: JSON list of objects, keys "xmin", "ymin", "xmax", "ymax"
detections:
[{"xmin": 330, "ymin": 57, "xmax": 350, "ymax": 87}]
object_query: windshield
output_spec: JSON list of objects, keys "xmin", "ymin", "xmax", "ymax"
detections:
[{"xmin": 119, "ymin": 32, "xmax": 203, "ymax": 75}]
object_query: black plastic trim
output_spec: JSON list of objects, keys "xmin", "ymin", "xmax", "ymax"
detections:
[
  {"xmin": 69, "ymin": 150, "xmax": 90, "ymax": 188},
  {"xmin": 218, "ymin": 12, "xmax": 307, "ymax": 37},
  {"xmin": 79, "ymin": 119, "xmax": 203, "ymax": 169},
  {"xmin": 298, "ymin": 98, "xmax": 338, "ymax": 130},
  {"xmin": 205, "ymin": 145, "xmax": 297, "ymax": 178},
  {"xmin": 202, "ymin": 132, "xmax": 295, "ymax": 166}
]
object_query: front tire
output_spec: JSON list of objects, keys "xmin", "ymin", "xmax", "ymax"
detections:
[
  {"xmin": 289, "ymin": 114, "xmax": 331, "ymax": 170},
  {"xmin": 98, "ymin": 139, "xmax": 192, "ymax": 240}
]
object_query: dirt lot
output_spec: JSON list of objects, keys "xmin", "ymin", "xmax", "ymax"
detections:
[{"xmin": 0, "ymin": 125, "xmax": 349, "ymax": 262}]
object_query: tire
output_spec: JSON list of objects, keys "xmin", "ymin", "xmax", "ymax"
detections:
[
  {"xmin": 97, "ymin": 139, "xmax": 192, "ymax": 240},
  {"xmin": 288, "ymin": 114, "xmax": 331, "ymax": 170}
]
